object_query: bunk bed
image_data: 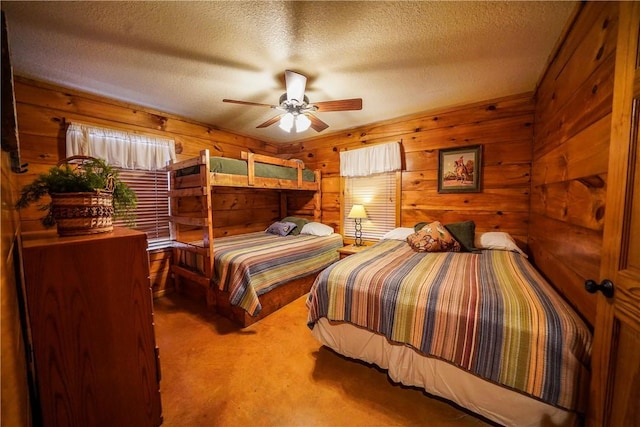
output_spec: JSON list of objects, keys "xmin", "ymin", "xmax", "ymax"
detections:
[
  {"xmin": 306, "ymin": 228, "xmax": 592, "ymax": 427},
  {"xmin": 167, "ymin": 149, "xmax": 342, "ymax": 327}
]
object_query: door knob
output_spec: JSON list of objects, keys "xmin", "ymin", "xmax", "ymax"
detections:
[{"xmin": 585, "ymin": 279, "xmax": 614, "ymax": 298}]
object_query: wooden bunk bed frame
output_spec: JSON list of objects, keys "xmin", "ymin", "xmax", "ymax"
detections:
[{"xmin": 166, "ymin": 149, "xmax": 323, "ymax": 327}]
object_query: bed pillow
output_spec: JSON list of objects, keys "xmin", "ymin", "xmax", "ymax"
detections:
[
  {"xmin": 444, "ymin": 221, "xmax": 480, "ymax": 253},
  {"xmin": 300, "ymin": 222, "xmax": 334, "ymax": 236},
  {"xmin": 266, "ymin": 221, "xmax": 297, "ymax": 236},
  {"xmin": 381, "ymin": 227, "xmax": 416, "ymax": 241},
  {"xmin": 281, "ymin": 216, "xmax": 309, "ymax": 235},
  {"xmin": 414, "ymin": 222, "xmax": 429, "ymax": 232},
  {"xmin": 475, "ymin": 232, "xmax": 527, "ymax": 257},
  {"xmin": 406, "ymin": 221, "xmax": 461, "ymax": 252}
]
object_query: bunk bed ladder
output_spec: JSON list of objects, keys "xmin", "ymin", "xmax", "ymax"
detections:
[{"xmin": 168, "ymin": 149, "xmax": 216, "ymax": 307}]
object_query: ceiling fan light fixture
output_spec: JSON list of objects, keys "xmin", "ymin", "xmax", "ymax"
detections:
[
  {"xmin": 225, "ymin": 70, "xmax": 361, "ymax": 134},
  {"xmin": 279, "ymin": 112, "xmax": 294, "ymax": 132},
  {"xmin": 295, "ymin": 114, "xmax": 311, "ymax": 132}
]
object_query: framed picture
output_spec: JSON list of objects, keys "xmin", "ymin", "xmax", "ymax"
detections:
[{"xmin": 438, "ymin": 145, "xmax": 482, "ymax": 193}]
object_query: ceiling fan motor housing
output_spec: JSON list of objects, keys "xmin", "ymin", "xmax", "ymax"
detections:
[
  {"xmin": 278, "ymin": 93, "xmax": 316, "ymax": 115},
  {"xmin": 279, "ymin": 93, "xmax": 309, "ymax": 106}
]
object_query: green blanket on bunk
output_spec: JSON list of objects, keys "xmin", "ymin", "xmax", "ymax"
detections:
[{"xmin": 177, "ymin": 156, "xmax": 316, "ymax": 182}]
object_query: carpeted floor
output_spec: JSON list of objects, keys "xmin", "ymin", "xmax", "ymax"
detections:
[{"xmin": 152, "ymin": 292, "xmax": 492, "ymax": 427}]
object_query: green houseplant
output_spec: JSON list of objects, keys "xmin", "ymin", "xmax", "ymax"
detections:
[{"xmin": 16, "ymin": 156, "xmax": 137, "ymax": 235}]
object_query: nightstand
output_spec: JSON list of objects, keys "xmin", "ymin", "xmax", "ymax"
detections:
[{"xmin": 337, "ymin": 244, "xmax": 369, "ymax": 259}]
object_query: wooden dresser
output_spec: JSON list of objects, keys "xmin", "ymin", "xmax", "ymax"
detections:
[{"xmin": 20, "ymin": 227, "xmax": 162, "ymax": 426}]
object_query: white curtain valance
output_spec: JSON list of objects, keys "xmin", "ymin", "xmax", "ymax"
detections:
[
  {"xmin": 66, "ymin": 122, "xmax": 176, "ymax": 171},
  {"xmin": 340, "ymin": 142, "xmax": 401, "ymax": 177}
]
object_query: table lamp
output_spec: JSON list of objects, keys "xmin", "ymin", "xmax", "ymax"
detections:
[{"xmin": 348, "ymin": 204, "xmax": 368, "ymax": 246}]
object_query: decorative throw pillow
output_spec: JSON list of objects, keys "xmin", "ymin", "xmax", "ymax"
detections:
[
  {"xmin": 300, "ymin": 222, "xmax": 334, "ymax": 236},
  {"xmin": 406, "ymin": 221, "xmax": 461, "ymax": 252},
  {"xmin": 281, "ymin": 216, "xmax": 309, "ymax": 235},
  {"xmin": 444, "ymin": 221, "xmax": 480, "ymax": 253},
  {"xmin": 266, "ymin": 221, "xmax": 297, "ymax": 236}
]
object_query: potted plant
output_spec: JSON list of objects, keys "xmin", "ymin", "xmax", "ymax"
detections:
[{"xmin": 16, "ymin": 156, "xmax": 137, "ymax": 236}]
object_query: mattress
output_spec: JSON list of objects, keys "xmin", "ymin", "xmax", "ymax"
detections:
[
  {"xmin": 176, "ymin": 156, "xmax": 316, "ymax": 182},
  {"xmin": 306, "ymin": 239, "xmax": 592, "ymax": 418},
  {"xmin": 312, "ymin": 318, "xmax": 581, "ymax": 427},
  {"xmin": 179, "ymin": 231, "xmax": 343, "ymax": 315}
]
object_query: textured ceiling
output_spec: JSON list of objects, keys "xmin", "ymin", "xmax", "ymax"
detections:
[{"xmin": 2, "ymin": 1, "xmax": 576, "ymax": 144}]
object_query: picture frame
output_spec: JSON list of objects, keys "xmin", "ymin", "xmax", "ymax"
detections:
[{"xmin": 438, "ymin": 145, "xmax": 482, "ymax": 193}]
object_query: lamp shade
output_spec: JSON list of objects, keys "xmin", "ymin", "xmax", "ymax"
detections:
[
  {"xmin": 295, "ymin": 114, "xmax": 311, "ymax": 132},
  {"xmin": 348, "ymin": 204, "xmax": 367, "ymax": 219},
  {"xmin": 279, "ymin": 113, "xmax": 294, "ymax": 132}
]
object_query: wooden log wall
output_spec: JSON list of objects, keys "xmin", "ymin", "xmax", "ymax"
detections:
[
  {"xmin": 279, "ymin": 93, "xmax": 535, "ymax": 247},
  {"xmin": 13, "ymin": 76, "xmax": 277, "ymax": 297},
  {"xmin": 12, "ymin": 3, "xmax": 612, "ymax": 331},
  {"xmin": 2, "ymin": 13, "xmax": 33, "ymax": 423},
  {"xmin": 531, "ymin": 1, "xmax": 616, "ymax": 326},
  {"xmin": 1, "ymin": 151, "xmax": 32, "ymax": 426}
]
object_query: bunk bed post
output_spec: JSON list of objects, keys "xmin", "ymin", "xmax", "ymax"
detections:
[
  {"xmin": 280, "ymin": 193, "xmax": 287, "ymax": 218},
  {"xmin": 314, "ymin": 170, "xmax": 322, "ymax": 221},
  {"xmin": 246, "ymin": 152, "xmax": 255, "ymax": 186},
  {"xmin": 167, "ymin": 157, "xmax": 184, "ymax": 292},
  {"xmin": 199, "ymin": 149, "xmax": 216, "ymax": 308}
]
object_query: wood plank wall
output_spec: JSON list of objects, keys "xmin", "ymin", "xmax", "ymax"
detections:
[
  {"xmin": 531, "ymin": 2, "xmax": 616, "ymax": 326},
  {"xmin": 3, "ymin": 15, "xmax": 34, "ymax": 421},
  {"xmin": 1, "ymin": 150, "xmax": 32, "ymax": 426},
  {"xmin": 12, "ymin": 3, "xmax": 613, "ymax": 329},
  {"xmin": 279, "ymin": 93, "xmax": 535, "ymax": 247},
  {"xmin": 12, "ymin": 76, "xmax": 277, "ymax": 296}
]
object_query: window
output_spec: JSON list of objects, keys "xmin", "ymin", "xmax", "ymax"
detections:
[
  {"xmin": 112, "ymin": 168, "xmax": 171, "ymax": 250},
  {"xmin": 343, "ymin": 172, "xmax": 399, "ymax": 241},
  {"xmin": 340, "ymin": 142, "xmax": 402, "ymax": 242},
  {"xmin": 66, "ymin": 121, "xmax": 176, "ymax": 250}
]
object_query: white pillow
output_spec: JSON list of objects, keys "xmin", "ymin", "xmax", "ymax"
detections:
[
  {"xmin": 475, "ymin": 232, "xmax": 527, "ymax": 257},
  {"xmin": 300, "ymin": 222, "xmax": 334, "ymax": 237},
  {"xmin": 381, "ymin": 227, "xmax": 416, "ymax": 241}
]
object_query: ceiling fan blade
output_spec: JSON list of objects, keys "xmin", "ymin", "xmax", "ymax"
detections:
[
  {"xmin": 307, "ymin": 113, "xmax": 329, "ymax": 132},
  {"xmin": 285, "ymin": 70, "xmax": 307, "ymax": 103},
  {"xmin": 223, "ymin": 99, "xmax": 275, "ymax": 108},
  {"xmin": 312, "ymin": 98, "xmax": 363, "ymax": 112},
  {"xmin": 256, "ymin": 115, "xmax": 283, "ymax": 128}
]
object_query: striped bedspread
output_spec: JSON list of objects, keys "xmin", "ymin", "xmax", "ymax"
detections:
[
  {"xmin": 180, "ymin": 232, "xmax": 343, "ymax": 316},
  {"xmin": 306, "ymin": 240, "xmax": 592, "ymax": 412}
]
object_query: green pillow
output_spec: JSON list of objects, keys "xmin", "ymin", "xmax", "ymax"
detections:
[
  {"xmin": 414, "ymin": 222, "xmax": 428, "ymax": 232},
  {"xmin": 444, "ymin": 221, "xmax": 479, "ymax": 253},
  {"xmin": 281, "ymin": 216, "xmax": 309, "ymax": 235}
]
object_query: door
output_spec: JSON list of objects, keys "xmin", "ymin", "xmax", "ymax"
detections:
[{"xmin": 588, "ymin": 2, "xmax": 640, "ymax": 426}]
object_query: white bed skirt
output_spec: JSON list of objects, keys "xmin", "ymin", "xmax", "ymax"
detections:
[{"xmin": 312, "ymin": 318, "xmax": 580, "ymax": 427}]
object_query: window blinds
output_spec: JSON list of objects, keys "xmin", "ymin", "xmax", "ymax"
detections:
[
  {"xmin": 112, "ymin": 168, "xmax": 170, "ymax": 250},
  {"xmin": 343, "ymin": 172, "xmax": 397, "ymax": 241}
]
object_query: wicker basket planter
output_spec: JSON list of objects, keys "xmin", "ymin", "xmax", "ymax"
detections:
[
  {"xmin": 50, "ymin": 191, "xmax": 115, "ymax": 236},
  {"xmin": 16, "ymin": 156, "xmax": 137, "ymax": 237}
]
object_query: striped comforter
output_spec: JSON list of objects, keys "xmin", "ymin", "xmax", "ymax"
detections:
[
  {"xmin": 181, "ymin": 232, "xmax": 343, "ymax": 316},
  {"xmin": 306, "ymin": 240, "xmax": 592, "ymax": 412}
]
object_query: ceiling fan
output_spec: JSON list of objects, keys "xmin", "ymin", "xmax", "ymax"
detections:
[{"xmin": 223, "ymin": 70, "xmax": 362, "ymax": 133}]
